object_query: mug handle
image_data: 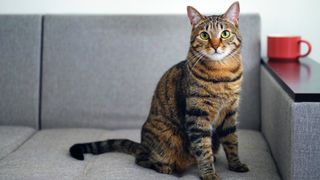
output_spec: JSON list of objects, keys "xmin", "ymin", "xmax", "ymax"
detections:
[{"xmin": 298, "ymin": 40, "xmax": 312, "ymax": 58}]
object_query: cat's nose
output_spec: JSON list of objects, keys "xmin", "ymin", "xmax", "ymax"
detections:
[{"xmin": 211, "ymin": 38, "xmax": 220, "ymax": 50}]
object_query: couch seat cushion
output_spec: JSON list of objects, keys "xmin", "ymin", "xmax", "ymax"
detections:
[
  {"xmin": 0, "ymin": 128, "xmax": 280, "ymax": 180},
  {"xmin": 0, "ymin": 126, "xmax": 35, "ymax": 160}
]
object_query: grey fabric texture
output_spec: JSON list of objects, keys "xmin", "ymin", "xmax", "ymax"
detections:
[
  {"xmin": 0, "ymin": 128, "xmax": 280, "ymax": 180},
  {"xmin": 237, "ymin": 14, "xmax": 261, "ymax": 130},
  {"xmin": 0, "ymin": 126, "xmax": 35, "ymax": 160},
  {"xmin": 261, "ymin": 66, "xmax": 320, "ymax": 180},
  {"xmin": 292, "ymin": 103, "xmax": 320, "ymax": 180},
  {"xmin": 41, "ymin": 14, "xmax": 261, "ymax": 130},
  {"xmin": 0, "ymin": 15, "xmax": 41, "ymax": 129},
  {"xmin": 261, "ymin": 66, "xmax": 293, "ymax": 180}
]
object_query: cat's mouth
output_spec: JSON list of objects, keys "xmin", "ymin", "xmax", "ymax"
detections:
[
  {"xmin": 212, "ymin": 52, "xmax": 222, "ymax": 55},
  {"xmin": 204, "ymin": 47, "xmax": 234, "ymax": 61},
  {"xmin": 208, "ymin": 48, "xmax": 224, "ymax": 55},
  {"xmin": 205, "ymin": 51, "xmax": 227, "ymax": 61}
]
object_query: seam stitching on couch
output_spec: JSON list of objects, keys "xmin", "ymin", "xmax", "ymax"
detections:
[{"xmin": 38, "ymin": 15, "xmax": 44, "ymax": 130}]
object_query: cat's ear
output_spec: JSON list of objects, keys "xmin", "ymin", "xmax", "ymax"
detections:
[
  {"xmin": 223, "ymin": 1, "xmax": 240, "ymax": 25},
  {"xmin": 187, "ymin": 6, "xmax": 204, "ymax": 26}
]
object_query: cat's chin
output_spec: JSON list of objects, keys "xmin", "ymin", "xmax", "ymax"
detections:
[{"xmin": 205, "ymin": 52, "xmax": 227, "ymax": 61}]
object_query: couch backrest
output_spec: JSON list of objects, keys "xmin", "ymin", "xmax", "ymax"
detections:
[
  {"xmin": 41, "ymin": 15, "xmax": 261, "ymax": 130},
  {"xmin": 0, "ymin": 15, "xmax": 41, "ymax": 129}
]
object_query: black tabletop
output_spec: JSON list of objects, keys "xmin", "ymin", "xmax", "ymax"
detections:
[{"xmin": 261, "ymin": 57, "xmax": 320, "ymax": 102}]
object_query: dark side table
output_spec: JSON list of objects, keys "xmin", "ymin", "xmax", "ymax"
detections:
[{"xmin": 261, "ymin": 57, "xmax": 320, "ymax": 102}]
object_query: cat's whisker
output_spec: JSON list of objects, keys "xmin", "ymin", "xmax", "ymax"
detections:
[
  {"xmin": 191, "ymin": 55, "xmax": 204, "ymax": 70},
  {"xmin": 186, "ymin": 54, "xmax": 204, "ymax": 77},
  {"xmin": 188, "ymin": 50, "xmax": 203, "ymax": 68}
]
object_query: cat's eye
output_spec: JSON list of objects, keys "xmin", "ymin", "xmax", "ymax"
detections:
[
  {"xmin": 199, "ymin": 32, "xmax": 210, "ymax": 40},
  {"xmin": 221, "ymin": 30, "xmax": 231, "ymax": 39}
]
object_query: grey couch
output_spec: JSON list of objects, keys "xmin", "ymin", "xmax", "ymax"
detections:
[{"xmin": 0, "ymin": 14, "xmax": 319, "ymax": 180}]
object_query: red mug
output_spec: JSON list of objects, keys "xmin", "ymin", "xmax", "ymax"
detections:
[{"xmin": 267, "ymin": 35, "xmax": 312, "ymax": 61}]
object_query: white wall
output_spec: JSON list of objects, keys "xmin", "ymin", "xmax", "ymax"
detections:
[{"xmin": 0, "ymin": 0, "xmax": 319, "ymax": 63}]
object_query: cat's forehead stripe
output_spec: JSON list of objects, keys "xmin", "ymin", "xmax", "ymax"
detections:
[
  {"xmin": 220, "ymin": 23, "xmax": 224, "ymax": 29},
  {"xmin": 200, "ymin": 16, "xmax": 227, "ymax": 32},
  {"xmin": 205, "ymin": 24, "xmax": 209, "ymax": 31}
]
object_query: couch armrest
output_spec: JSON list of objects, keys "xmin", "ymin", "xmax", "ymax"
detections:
[{"xmin": 260, "ymin": 65, "xmax": 320, "ymax": 180}]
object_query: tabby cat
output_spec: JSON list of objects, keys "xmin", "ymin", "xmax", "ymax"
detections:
[{"xmin": 69, "ymin": 2, "xmax": 248, "ymax": 180}]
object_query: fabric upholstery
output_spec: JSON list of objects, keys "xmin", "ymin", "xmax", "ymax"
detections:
[
  {"xmin": 0, "ymin": 15, "xmax": 41, "ymax": 129},
  {"xmin": 261, "ymin": 66, "xmax": 320, "ymax": 180},
  {"xmin": 0, "ymin": 126, "xmax": 35, "ymax": 160},
  {"xmin": 292, "ymin": 103, "xmax": 320, "ymax": 180},
  {"xmin": 237, "ymin": 14, "xmax": 261, "ymax": 130},
  {"xmin": 41, "ymin": 14, "xmax": 261, "ymax": 130},
  {"xmin": 0, "ymin": 128, "xmax": 280, "ymax": 180},
  {"xmin": 261, "ymin": 66, "xmax": 292, "ymax": 180}
]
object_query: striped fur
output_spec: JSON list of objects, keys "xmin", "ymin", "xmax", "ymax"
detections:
[{"xmin": 69, "ymin": 2, "xmax": 248, "ymax": 180}]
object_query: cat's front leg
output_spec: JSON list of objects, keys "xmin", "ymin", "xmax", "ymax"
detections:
[
  {"xmin": 185, "ymin": 108, "xmax": 220, "ymax": 180},
  {"xmin": 219, "ymin": 111, "xmax": 249, "ymax": 173}
]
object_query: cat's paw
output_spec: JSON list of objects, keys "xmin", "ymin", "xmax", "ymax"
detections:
[
  {"xmin": 158, "ymin": 166, "xmax": 173, "ymax": 174},
  {"xmin": 229, "ymin": 162, "xmax": 249, "ymax": 172},
  {"xmin": 200, "ymin": 173, "xmax": 220, "ymax": 180},
  {"xmin": 69, "ymin": 144, "xmax": 85, "ymax": 160}
]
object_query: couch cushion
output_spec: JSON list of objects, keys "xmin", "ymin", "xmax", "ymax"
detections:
[
  {"xmin": 0, "ymin": 15, "xmax": 41, "ymax": 129},
  {"xmin": 0, "ymin": 129, "xmax": 280, "ymax": 179},
  {"xmin": 41, "ymin": 14, "xmax": 261, "ymax": 130},
  {"xmin": 0, "ymin": 126, "xmax": 35, "ymax": 160}
]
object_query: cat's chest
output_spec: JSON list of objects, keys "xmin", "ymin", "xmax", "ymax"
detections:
[
  {"xmin": 189, "ymin": 80, "xmax": 241, "ymax": 98},
  {"xmin": 207, "ymin": 81, "xmax": 241, "ymax": 94}
]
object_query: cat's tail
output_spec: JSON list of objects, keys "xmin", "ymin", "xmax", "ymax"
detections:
[{"xmin": 69, "ymin": 139, "xmax": 149, "ymax": 160}]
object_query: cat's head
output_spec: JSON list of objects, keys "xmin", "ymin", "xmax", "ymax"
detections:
[{"xmin": 187, "ymin": 2, "xmax": 241, "ymax": 61}]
